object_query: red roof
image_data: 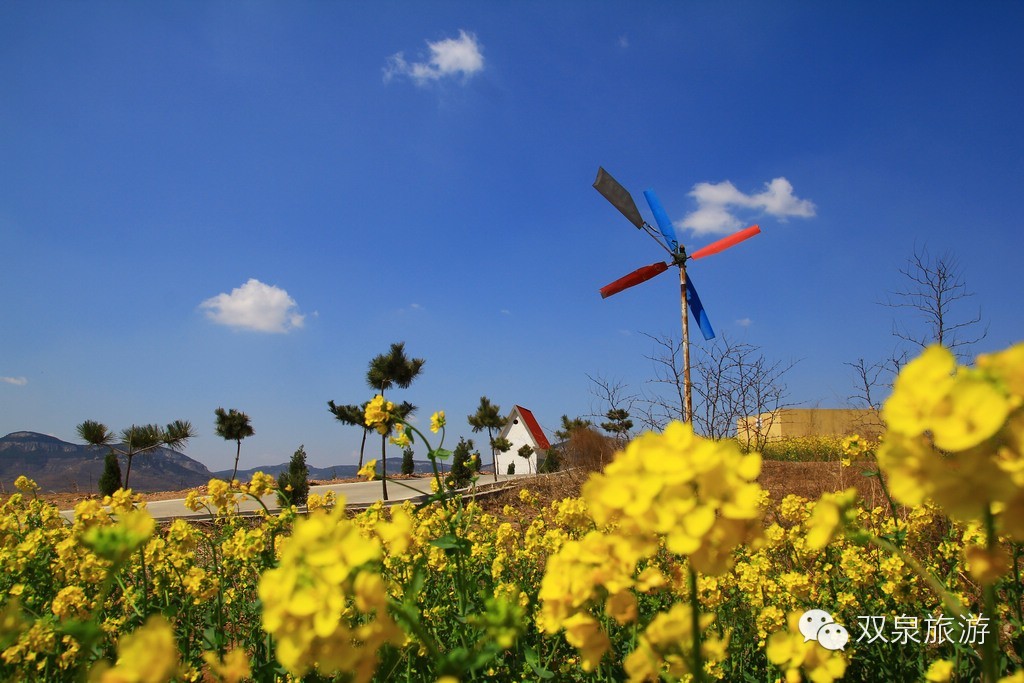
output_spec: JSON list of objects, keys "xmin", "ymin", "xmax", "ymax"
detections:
[{"xmin": 515, "ymin": 405, "xmax": 551, "ymax": 451}]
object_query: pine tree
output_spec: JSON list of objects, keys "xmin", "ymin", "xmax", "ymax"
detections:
[
  {"xmin": 98, "ymin": 450, "xmax": 122, "ymax": 496},
  {"xmin": 449, "ymin": 437, "xmax": 474, "ymax": 489},
  {"xmin": 214, "ymin": 407, "xmax": 254, "ymax": 481},
  {"xmin": 277, "ymin": 445, "xmax": 310, "ymax": 507},
  {"xmin": 517, "ymin": 444, "xmax": 535, "ymax": 474},
  {"xmin": 468, "ymin": 396, "xmax": 505, "ymax": 482},
  {"xmin": 601, "ymin": 408, "xmax": 633, "ymax": 446},
  {"xmin": 492, "ymin": 437, "xmax": 512, "ymax": 476},
  {"xmin": 401, "ymin": 447, "xmax": 415, "ymax": 475},
  {"xmin": 77, "ymin": 419, "xmax": 195, "ymax": 489}
]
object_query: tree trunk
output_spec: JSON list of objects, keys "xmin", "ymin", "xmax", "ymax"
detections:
[
  {"xmin": 380, "ymin": 389, "xmax": 389, "ymax": 501},
  {"xmin": 231, "ymin": 440, "xmax": 241, "ymax": 481},
  {"xmin": 358, "ymin": 429, "xmax": 368, "ymax": 468},
  {"xmin": 380, "ymin": 434, "xmax": 389, "ymax": 500},
  {"xmin": 488, "ymin": 428, "xmax": 497, "ymax": 482},
  {"xmin": 124, "ymin": 453, "xmax": 134, "ymax": 489}
]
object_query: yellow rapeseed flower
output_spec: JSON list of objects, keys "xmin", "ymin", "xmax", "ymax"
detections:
[
  {"xmin": 202, "ymin": 648, "xmax": 251, "ymax": 683},
  {"xmin": 257, "ymin": 503, "xmax": 400, "ymax": 679},
  {"xmin": 805, "ymin": 489, "xmax": 858, "ymax": 550},
  {"xmin": 766, "ymin": 613, "xmax": 846, "ymax": 683},
  {"xmin": 430, "ymin": 411, "xmax": 446, "ymax": 433},
  {"xmin": 925, "ymin": 658, "xmax": 954, "ymax": 682},
  {"xmin": 358, "ymin": 459, "xmax": 379, "ymax": 481},
  {"xmin": 13, "ymin": 476, "xmax": 38, "ymax": 494},
  {"xmin": 364, "ymin": 395, "xmax": 395, "ymax": 435},
  {"xmin": 879, "ymin": 342, "xmax": 1024, "ymax": 537},
  {"xmin": 389, "ymin": 423, "xmax": 412, "ymax": 448},
  {"xmin": 582, "ymin": 421, "xmax": 764, "ymax": 575},
  {"xmin": 92, "ymin": 615, "xmax": 179, "ymax": 683}
]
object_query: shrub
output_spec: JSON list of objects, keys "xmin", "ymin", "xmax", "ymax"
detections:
[
  {"xmin": 506, "ymin": 462, "xmax": 515, "ymax": 475},
  {"xmin": 98, "ymin": 451, "xmax": 122, "ymax": 496},
  {"xmin": 449, "ymin": 437, "xmax": 474, "ymax": 489},
  {"xmin": 276, "ymin": 445, "xmax": 309, "ymax": 507},
  {"xmin": 560, "ymin": 426, "xmax": 615, "ymax": 472},
  {"xmin": 538, "ymin": 447, "xmax": 561, "ymax": 473},
  {"xmin": 401, "ymin": 447, "xmax": 415, "ymax": 475}
]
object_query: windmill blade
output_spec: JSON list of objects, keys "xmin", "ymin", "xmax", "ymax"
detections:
[
  {"xmin": 690, "ymin": 225, "xmax": 761, "ymax": 260},
  {"xmin": 600, "ymin": 261, "xmax": 670, "ymax": 299},
  {"xmin": 593, "ymin": 167, "xmax": 645, "ymax": 230},
  {"xmin": 642, "ymin": 189, "xmax": 680, "ymax": 252},
  {"xmin": 684, "ymin": 275, "xmax": 716, "ymax": 340}
]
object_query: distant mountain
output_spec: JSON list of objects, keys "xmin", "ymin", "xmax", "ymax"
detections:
[
  {"xmin": 0, "ymin": 431, "xmax": 214, "ymax": 494},
  {"xmin": 217, "ymin": 459, "xmax": 440, "ymax": 482}
]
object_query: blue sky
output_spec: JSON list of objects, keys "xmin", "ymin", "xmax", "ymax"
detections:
[{"xmin": 2, "ymin": 3, "xmax": 1022, "ymax": 473}]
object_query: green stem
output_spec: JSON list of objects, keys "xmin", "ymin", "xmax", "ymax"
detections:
[
  {"xmin": 390, "ymin": 601, "xmax": 442, "ymax": 661},
  {"xmin": 404, "ymin": 421, "xmax": 447, "ymax": 499},
  {"xmin": 138, "ymin": 546, "xmax": 149, "ymax": 616},
  {"xmin": 689, "ymin": 566, "xmax": 705, "ymax": 683},
  {"xmin": 863, "ymin": 534, "xmax": 966, "ymax": 619},
  {"xmin": 873, "ymin": 463, "xmax": 902, "ymax": 545},
  {"xmin": 982, "ymin": 506, "xmax": 1000, "ymax": 683},
  {"xmin": 1011, "ymin": 543, "xmax": 1024, "ymax": 641}
]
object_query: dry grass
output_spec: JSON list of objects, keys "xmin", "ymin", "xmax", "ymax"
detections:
[{"xmin": 478, "ymin": 459, "xmax": 891, "ymax": 520}]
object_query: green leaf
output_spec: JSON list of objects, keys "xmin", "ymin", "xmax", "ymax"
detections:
[
  {"xmin": 430, "ymin": 534, "xmax": 463, "ymax": 550},
  {"xmin": 58, "ymin": 619, "xmax": 103, "ymax": 645},
  {"xmin": 405, "ymin": 564, "xmax": 426, "ymax": 603},
  {"xmin": 432, "ymin": 448, "xmax": 453, "ymax": 461},
  {"xmin": 524, "ymin": 647, "xmax": 555, "ymax": 679}
]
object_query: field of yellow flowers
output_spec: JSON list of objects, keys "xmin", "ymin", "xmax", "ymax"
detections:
[{"xmin": 2, "ymin": 342, "xmax": 1023, "ymax": 682}]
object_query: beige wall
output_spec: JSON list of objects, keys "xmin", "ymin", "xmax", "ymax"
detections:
[{"xmin": 736, "ymin": 409, "xmax": 883, "ymax": 443}]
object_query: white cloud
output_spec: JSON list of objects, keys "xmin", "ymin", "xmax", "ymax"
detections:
[
  {"xmin": 678, "ymin": 177, "xmax": 815, "ymax": 236},
  {"xmin": 618, "ymin": 35, "xmax": 630, "ymax": 48},
  {"xmin": 385, "ymin": 30, "xmax": 484, "ymax": 85},
  {"xmin": 397, "ymin": 303, "xmax": 425, "ymax": 315},
  {"xmin": 1, "ymin": 376, "xmax": 27, "ymax": 386},
  {"xmin": 735, "ymin": 318, "xmax": 753, "ymax": 327},
  {"xmin": 200, "ymin": 279, "xmax": 305, "ymax": 333}
]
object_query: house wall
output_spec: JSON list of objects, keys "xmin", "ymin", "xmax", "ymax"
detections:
[
  {"xmin": 736, "ymin": 409, "xmax": 883, "ymax": 443},
  {"xmin": 496, "ymin": 415, "xmax": 539, "ymax": 475}
]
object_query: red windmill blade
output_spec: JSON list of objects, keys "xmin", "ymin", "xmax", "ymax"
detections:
[
  {"xmin": 690, "ymin": 225, "xmax": 761, "ymax": 260},
  {"xmin": 599, "ymin": 261, "xmax": 669, "ymax": 299}
]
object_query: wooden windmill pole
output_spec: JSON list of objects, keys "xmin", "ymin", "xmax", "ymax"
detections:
[{"xmin": 678, "ymin": 256, "xmax": 693, "ymax": 424}]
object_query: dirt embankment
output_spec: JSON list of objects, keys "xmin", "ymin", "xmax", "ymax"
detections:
[{"xmin": 35, "ymin": 463, "xmax": 882, "ymax": 516}]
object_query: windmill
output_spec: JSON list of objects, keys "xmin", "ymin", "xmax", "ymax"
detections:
[{"xmin": 593, "ymin": 166, "xmax": 761, "ymax": 424}]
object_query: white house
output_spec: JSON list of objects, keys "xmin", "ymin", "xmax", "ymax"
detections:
[{"xmin": 494, "ymin": 405, "xmax": 551, "ymax": 475}]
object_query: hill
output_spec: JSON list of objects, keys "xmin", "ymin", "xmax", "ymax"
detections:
[
  {"xmin": 0, "ymin": 431, "xmax": 213, "ymax": 493},
  {"xmin": 1, "ymin": 431, "xmax": 443, "ymax": 494},
  {"xmin": 217, "ymin": 459, "xmax": 441, "ymax": 481}
]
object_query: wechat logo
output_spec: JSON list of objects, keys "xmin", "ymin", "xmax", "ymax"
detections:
[{"xmin": 799, "ymin": 609, "xmax": 850, "ymax": 651}]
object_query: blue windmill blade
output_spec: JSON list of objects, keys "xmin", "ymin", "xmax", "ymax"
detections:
[
  {"xmin": 684, "ymin": 275, "xmax": 716, "ymax": 340},
  {"xmin": 642, "ymin": 189, "xmax": 679, "ymax": 252}
]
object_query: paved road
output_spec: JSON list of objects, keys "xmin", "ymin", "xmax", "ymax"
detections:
[{"xmin": 60, "ymin": 473, "xmax": 525, "ymax": 522}]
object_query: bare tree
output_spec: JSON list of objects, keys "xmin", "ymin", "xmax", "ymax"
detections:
[
  {"xmin": 636, "ymin": 333, "xmax": 688, "ymax": 432},
  {"xmin": 884, "ymin": 245, "xmax": 986, "ymax": 359},
  {"xmin": 638, "ymin": 332, "xmax": 796, "ymax": 449},
  {"xmin": 586, "ymin": 373, "xmax": 638, "ymax": 445},
  {"xmin": 844, "ymin": 357, "xmax": 886, "ymax": 411}
]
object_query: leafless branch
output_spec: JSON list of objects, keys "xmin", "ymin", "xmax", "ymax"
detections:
[
  {"xmin": 882, "ymin": 245, "xmax": 987, "ymax": 359},
  {"xmin": 638, "ymin": 332, "xmax": 797, "ymax": 449}
]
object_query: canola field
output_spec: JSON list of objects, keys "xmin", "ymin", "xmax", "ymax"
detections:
[{"xmin": 1, "ymin": 343, "xmax": 1023, "ymax": 682}]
